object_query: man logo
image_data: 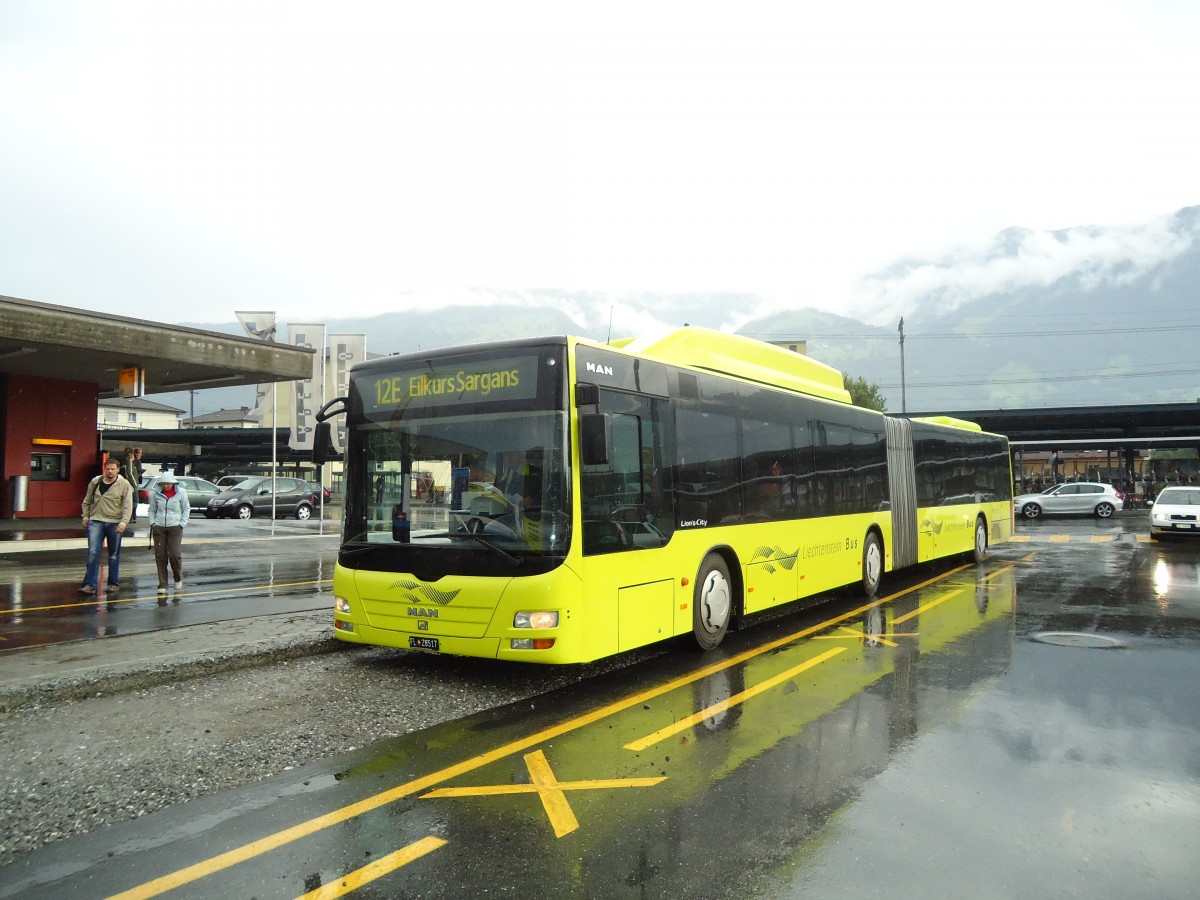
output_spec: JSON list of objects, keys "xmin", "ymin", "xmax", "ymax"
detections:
[{"xmin": 585, "ymin": 361, "xmax": 615, "ymax": 377}]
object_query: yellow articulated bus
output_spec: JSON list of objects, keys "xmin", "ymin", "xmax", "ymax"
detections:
[{"xmin": 313, "ymin": 327, "xmax": 1012, "ymax": 663}]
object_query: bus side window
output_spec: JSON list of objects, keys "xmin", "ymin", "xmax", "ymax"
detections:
[{"xmin": 580, "ymin": 394, "xmax": 673, "ymax": 554}]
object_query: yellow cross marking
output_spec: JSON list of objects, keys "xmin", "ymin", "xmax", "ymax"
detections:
[
  {"xmin": 813, "ymin": 624, "xmax": 918, "ymax": 648},
  {"xmin": 296, "ymin": 836, "xmax": 447, "ymax": 899},
  {"xmin": 421, "ymin": 749, "xmax": 665, "ymax": 838}
]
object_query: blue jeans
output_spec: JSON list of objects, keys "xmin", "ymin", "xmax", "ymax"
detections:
[{"xmin": 84, "ymin": 520, "xmax": 123, "ymax": 588}]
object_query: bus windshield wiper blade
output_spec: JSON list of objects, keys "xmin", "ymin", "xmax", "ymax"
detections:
[
  {"xmin": 339, "ymin": 541, "xmax": 380, "ymax": 558},
  {"xmin": 431, "ymin": 530, "xmax": 525, "ymax": 566}
]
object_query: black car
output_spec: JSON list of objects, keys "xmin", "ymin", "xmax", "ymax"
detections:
[{"xmin": 205, "ymin": 476, "xmax": 318, "ymax": 520}]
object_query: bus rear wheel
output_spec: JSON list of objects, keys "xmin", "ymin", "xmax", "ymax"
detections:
[
  {"xmin": 692, "ymin": 553, "xmax": 732, "ymax": 651},
  {"xmin": 971, "ymin": 517, "xmax": 988, "ymax": 563},
  {"xmin": 861, "ymin": 532, "xmax": 883, "ymax": 598}
]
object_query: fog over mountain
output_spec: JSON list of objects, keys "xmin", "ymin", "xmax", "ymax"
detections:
[{"xmin": 164, "ymin": 206, "xmax": 1200, "ymax": 417}]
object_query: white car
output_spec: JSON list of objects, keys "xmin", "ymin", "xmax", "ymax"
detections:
[
  {"xmin": 1013, "ymin": 482, "xmax": 1124, "ymax": 519},
  {"xmin": 1149, "ymin": 486, "xmax": 1200, "ymax": 538}
]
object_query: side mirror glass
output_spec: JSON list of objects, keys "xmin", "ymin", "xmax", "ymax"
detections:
[
  {"xmin": 580, "ymin": 413, "xmax": 610, "ymax": 465},
  {"xmin": 313, "ymin": 421, "xmax": 343, "ymax": 464}
]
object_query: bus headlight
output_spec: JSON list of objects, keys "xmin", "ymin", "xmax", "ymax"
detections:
[
  {"xmin": 335, "ymin": 595, "xmax": 352, "ymax": 614},
  {"xmin": 514, "ymin": 610, "xmax": 559, "ymax": 629}
]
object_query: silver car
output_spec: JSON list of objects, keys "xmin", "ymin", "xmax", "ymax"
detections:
[
  {"xmin": 137, "ymin": 474, "xmax": 222, "ymax": 514},
  {"xmin": 1013, "ymin": 482, "xmax": 1124, "ymax": 519}
]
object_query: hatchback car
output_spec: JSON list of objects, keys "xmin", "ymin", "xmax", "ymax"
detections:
[
  {"xmin": 1149, "ymin": 486, "xmax": 1200, "ymax": 538},
  {"xmin": 136, "ymin": 474, "xmax": 222, "ymax": 516},
  {"xmin": 205, "ymin": 476, "xmax": 318, "ymax": 520},
  {"xmin": 1013, "ymin": 482, "xmax": 1124, "ymax": 519}
]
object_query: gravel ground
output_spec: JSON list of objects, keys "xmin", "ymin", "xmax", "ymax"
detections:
[{"xmin": 0, "ymin": 641, "xmax": 649, "ymax": 870}]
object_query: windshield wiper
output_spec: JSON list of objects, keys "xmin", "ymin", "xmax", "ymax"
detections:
[
  {"xmin": 430, "ymin": 530, "xmax": 525, "ymax": 566},
  {"xmin": 339, "ymin": 541, "xmax": 381, "ymax": 558}
]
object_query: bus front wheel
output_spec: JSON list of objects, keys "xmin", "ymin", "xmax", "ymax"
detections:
[
  {"xmin": 861, "ymin": 532, "xmax": 883, "ymax": 598},
  {"xmin": 692, "ymin": 553, "xmax": 732, "ymax": 651}
]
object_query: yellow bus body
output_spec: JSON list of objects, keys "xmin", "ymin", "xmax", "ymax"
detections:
[{"xmin": 332, "ymin": 331, "xmax": 1012, "ymax": 663}]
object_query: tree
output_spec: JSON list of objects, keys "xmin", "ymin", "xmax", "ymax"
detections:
[{"xmin": 843, "ymin": 373, "xmax": 887, "ymax": 411}]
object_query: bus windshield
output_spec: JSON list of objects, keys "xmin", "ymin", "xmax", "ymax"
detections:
[{"xmin": 350, "ymin": 409, "xmax": 570, "ymax": 557}]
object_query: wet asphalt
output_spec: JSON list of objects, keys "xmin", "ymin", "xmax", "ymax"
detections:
[{"xmin": 2, "ymin": 512, "xmax": 1199, "ymax": 899}]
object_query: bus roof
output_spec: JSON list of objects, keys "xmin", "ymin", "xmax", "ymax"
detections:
[
  {"xmin": 910, "ymin": 414, "xmax": 983, "ymax": 432},
  {"xmin": 613, "ymin": 327, "xmax": 853, "ymax": 404}
]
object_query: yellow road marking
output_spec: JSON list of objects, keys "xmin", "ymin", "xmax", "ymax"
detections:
[
  {"xmin": 625, "ymin": 647, "xmax": 847, "ymax": 752},
  {"xmin": 814, "ymin": 624, "xmax": 901, "ymax": 648},
  {"xmin": 295, "ymin": 836, "xmax": 447, "ymax": 899},
  {"xmin": 1049, "ymin": 534, "xmax": 1071, "ymax": 543},
  {"xmin": 107, "ymin": 562, "xmax": 975, "ymax": 899},
  {"xmin": 1090, "ymin": 534, "xmax": 1115, "ymax": 542},
  {"xmin": 0, "ymin": 579, "xmax": 332, "ymax": 616},
  {"xmin": 892, "ymin": 589, "xmax": 963, "ymax": 625},
  {"xmin": 1009, "ymin": 535, "xmax": 1030, "ymax": 542},
  {"xmin": 423, "ymin": 749, "xmax": 665, "ymax": 838}
]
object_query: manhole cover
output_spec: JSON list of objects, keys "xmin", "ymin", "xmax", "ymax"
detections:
[{"xmin": 1031, "ymin": 632, "xmax": 1126, "ymax": 649}]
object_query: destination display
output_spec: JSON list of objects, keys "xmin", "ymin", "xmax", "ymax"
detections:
[{"xmin": 360, "ymin": 354, "xmax": 542, "ymax": 413}]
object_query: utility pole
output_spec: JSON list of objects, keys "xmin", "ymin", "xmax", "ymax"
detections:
[{"xmin": 898, "ymin": 317, "xmax": 907, "ymax": 413}]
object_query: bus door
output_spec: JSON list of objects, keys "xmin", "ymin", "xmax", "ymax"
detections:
[{"xmin": 579, "ymin": 389, "xmax": 676, "ymax": 652}]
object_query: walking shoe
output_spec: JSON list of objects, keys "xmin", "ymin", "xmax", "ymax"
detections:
[
  {"xmin": 157, "ymin": 586, "xmax": 168, "ymax": 596},
  {"xmin": 174, "ymin": 580, "xmax": 184, "ymax": 590},
  {"xmin": 79, "ymin": 585, "xmax": 96, "ymax": 595},
  {"xmin": 106, "ymin": 584, "xmax": 119, "ymax": 595}
]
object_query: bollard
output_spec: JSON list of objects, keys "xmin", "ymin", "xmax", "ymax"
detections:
[{"xmin": 10, "ymin": 475, "xmax": 28, "ymax": 517}]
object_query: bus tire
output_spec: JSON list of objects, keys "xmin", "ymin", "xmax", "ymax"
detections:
[
  {"xmin": 861, "ymin": 532, "xmax": 883, "ymax": 598},
  {"xmin": 692, "ymin": 553, "xmax": 733, "ymax": 651},
  {"xmin": 971, "ymin": 516, "xmax": 988, "ymax": 563}
]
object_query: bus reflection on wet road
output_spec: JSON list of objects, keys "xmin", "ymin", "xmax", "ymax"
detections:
[{"xmin": 5, "ymin": 524, "xmax": 1200, "ymax": 900}]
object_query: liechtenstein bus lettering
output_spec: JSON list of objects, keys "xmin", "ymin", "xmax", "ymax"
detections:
[{"xmin": 312, "ymin": 328, "xmax": 1013, "ymax": 664}]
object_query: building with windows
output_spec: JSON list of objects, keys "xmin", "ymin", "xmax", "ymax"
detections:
[
  {"xmin": 184, "ymin": 407, "xmax": 260, "ymax": 429},
  {"xmin": 97, "ymin": 397, "xmax": 185, "ymax": 431}
]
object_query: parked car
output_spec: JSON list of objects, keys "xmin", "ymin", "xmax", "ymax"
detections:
[
  {"xmin": 1013, "ymin": 482, "xmax": 1124, "ymax": 519},
  {"xmin": 205, "ymin": 476, "xmax": 317, "ymax": 520},
  {"xmin": 136, "ymin": 474, "xmax": 222, "ymax": 516},
  {"xmin": 1149, "ymin": 486, "xmax": 1200, "ymax": 538},
  {"xmin": 306, "ymin": 481, "xmax": 332, "ymax": 503}
]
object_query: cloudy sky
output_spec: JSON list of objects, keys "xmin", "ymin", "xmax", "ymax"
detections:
[{"xmin": 2, "ymin": 0, "xmax": 1197, "ymax": 334}]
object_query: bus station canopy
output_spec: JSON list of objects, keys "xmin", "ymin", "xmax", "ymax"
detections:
[{"xmin": 0, "ymin": 294, "xmax": 313, "ymax": 396}]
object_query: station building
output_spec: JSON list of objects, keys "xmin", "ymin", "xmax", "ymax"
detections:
[{"xmin": 0, "ymin": 294, "xmax": 314, "ymax": 518}]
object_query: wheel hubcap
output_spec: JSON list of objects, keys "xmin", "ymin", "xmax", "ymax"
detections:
[
  {"xmin": 865, "ymin": 542, "xmax": 881, "ymax": 586},
  {"xmin": 699, "ymin": 571, "xmax": 730, "ymax": 634}
]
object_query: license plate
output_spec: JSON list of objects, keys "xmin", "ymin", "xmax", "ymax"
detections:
[
  {"xmin": 409, "ymin": 636, "xmax": 440, "ymax": 651},
  {"xmin": 1179, "ymin": 523, "xmax": 1194, "ymax": 529}
]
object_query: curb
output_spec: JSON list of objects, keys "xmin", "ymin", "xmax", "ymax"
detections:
[{"xmin": 0, "ymin": 611, "xmax": 346, "ymax": 712}]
